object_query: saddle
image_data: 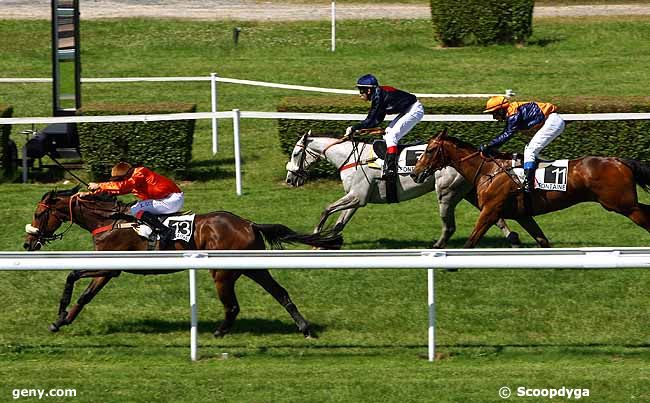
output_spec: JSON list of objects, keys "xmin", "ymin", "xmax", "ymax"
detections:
[{"xmin": 372, "ymin": 139, "xmax": 422, "ymax": 160}]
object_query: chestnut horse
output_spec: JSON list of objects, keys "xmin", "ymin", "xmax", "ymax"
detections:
[
  {"xmin": 23, "ymin": 187, "xmax": 342, "ymax": 338},
  {"xmin": 411, "ymin": 130, "xmax": 650, "ymax": 248}
]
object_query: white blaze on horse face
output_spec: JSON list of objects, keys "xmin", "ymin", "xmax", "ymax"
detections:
[{"xmin": 25, "ymin": 224, "xmax": 40, "ymax": 235}]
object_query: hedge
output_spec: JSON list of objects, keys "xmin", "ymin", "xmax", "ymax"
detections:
[
  {"xmin": 77, "ymin": 102, "xmax": 196, "ymax": 180},
  {"xmin": 0, "ymin": 104, "xmax": 13, "ymax": 179},
  {"xmin": 430, "ymin": 0, "xmax": 534, "ymax": 46},
  {"xmin": 278, "ymin": 96, "xmax": 650, "ymax": 178}
]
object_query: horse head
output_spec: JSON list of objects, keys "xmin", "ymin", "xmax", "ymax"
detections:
[
  {"xmin": 24, "ymin": 186, "xmax": 79, "ymax": 251},
  {"xmin": 285, "ymin": 130, "xmax": 321, "ymax": 187},
  {"xmin": 411, "ymin": 129, "xmax": 450, "ymax": 183}
]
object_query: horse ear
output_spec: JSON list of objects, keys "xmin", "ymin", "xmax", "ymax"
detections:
[
  {"xmin": 435, "ymin": 128, "xmax": 448, "ymax": 140},
  {"xmin": 71, "ymin": 185, "xmax": 81, "ymax": 193},
  {"xmin": 307, "ymin": 130, "xmax": 312, "ymax": 136}
]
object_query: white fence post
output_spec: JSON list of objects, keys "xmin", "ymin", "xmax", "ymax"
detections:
[
  {"xmin": 211, "ymin": 72, "xmax": 218, "ymax": 154},
  {"xmin": 331, "ymin": 1, "xmax": 336, "ymax": 52},
  {"xmin": 428, "ymin": 268, "xmax": 435, "ymax": 361},
  {"xmin": 232, "ymin": 109, "xmax": 242, "ymax": 196},
  {"xmin": 189, "ymin": 268, "xmax": 198, "ymax": 361}
]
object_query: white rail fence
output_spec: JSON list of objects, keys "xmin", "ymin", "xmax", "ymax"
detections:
[
  {"xmin": 2, "ymin": 248, "xmax": 650, "ymax": 361},
  {"xmin": 3, "ymin": 109, "xmax": 650, "ymax": 195},
  {"xmin": 2, "ymin": 74, "xmax": 650, "ymax": 192}
]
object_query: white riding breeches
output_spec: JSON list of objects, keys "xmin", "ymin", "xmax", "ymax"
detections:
[
  {"xmin": 383, "ymin": 100, "xmax": 424, "ymax": 148},
  {"xmin": 524, "ymin": 113, "xmax": 565, "ymax": 165},
  {"xmin": 130, "ymin": 192, "xmax": 185, "ymax": 215}
]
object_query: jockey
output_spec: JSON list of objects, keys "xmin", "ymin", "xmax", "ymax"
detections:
[
  {"xmin": 346, "ymin": 74, "xmax": 424, "ymax": 203},
  {"xmin": 481, "ymin": 96, "xmax": 566, "ymax": 193},
  {"xmin": 86, "ymin": 162, "xmax": 184, "ymax": 240}
]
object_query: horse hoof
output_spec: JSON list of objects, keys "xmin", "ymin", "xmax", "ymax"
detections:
[
  {"xmin": 48, "ymin": 323, "xmax": 60, "ymax": 333},
  {"xmin": 213, "ymin": 329, "xmax": 227, "ymax": 338},
  {"xmin": 303, "ymin": 329, "xmax": 318, "ymax": 339},
  {"xmin": 507, "ymin": 231, "xmax": 522, "ymax": 247}
]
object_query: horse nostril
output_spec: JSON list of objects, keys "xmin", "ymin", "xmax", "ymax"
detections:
[{"xmin": 23, "ymin": 243, "xmax": 29, "ymax": 250}]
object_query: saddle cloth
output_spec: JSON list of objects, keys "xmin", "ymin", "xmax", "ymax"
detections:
[
  {"xmin": 133, "ymin": 213, "xmax": 195, "ymax": 242},
  {"xmin": 370, "ymin": 140, "xmax": 426, "ymax": 174},
  {"xmin": 511, "ymin": 160, "xmax": 569, "ymax": 191}
]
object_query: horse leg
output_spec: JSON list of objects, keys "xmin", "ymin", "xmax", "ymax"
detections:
[
  {"xmin": 244, "ymin": 269, "xmax": 315, "ymax": 338},
  {"xmin": 211, "ymin": 270, "xmax": 242, "ymax": 338},
  {"xmin": 51, "ymin": 271, "xmax": 120, "ymax": 332},
  {"xmin": 624, "ymin": 204, "xmax": 650, "ymax": 231},
  {"xmin": 515, "ymin": 216, "xmax": 551, "ymax": 247},
  {"xmin": 49, "ymin": 270, "xmax": 82, "ymax": 332},
  {"xmin": 315, "ymin": 193, "xmax": 360, "ymax": 233},
  {"xmin": 494, "ymin": 219, "xmax": 522, "ymax": 247},
  {"xmin": 463, "ymin": 209, "xmax": 501, "ymax": 248},
  {"xmin": 331, "ymin": 207, "xmax": 359, "ymax": 233}
]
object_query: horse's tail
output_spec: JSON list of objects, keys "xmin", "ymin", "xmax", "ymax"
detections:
[
  {"xmin": 252, "ymin": 223, "xmax": 343, "ymax": 250},
  {"xmin": 621, "ymin": 159, "xmax": 650, "ymax": 192}
]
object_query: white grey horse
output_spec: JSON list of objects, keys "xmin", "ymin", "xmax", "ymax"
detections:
[{"xmin": 285, "ymin": 131, "xmax": 550, "ymax": 248}]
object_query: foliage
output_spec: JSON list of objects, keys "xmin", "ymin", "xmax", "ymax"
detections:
[
  {"xmin": 77, "ymin": 103, "xmax": 196, "ymax": 180},
  {"xmin": 430, "ymin": 0, "xmax": 534, "ymax": 46},
  {"xmin": 279, "ymin": 95, "xmax": 650, "ymax": 178}
]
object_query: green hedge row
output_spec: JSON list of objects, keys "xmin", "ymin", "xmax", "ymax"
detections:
[
  {"xmin": 0, "ymin": 104, "xmax": 13, "ymax": 179},
  {"xmin": 278, "ymin": 96, "xmax": 650, "ymax": 178},
  {"xmin": 430, "ymin": 0, "xmax": 534, "ymax": 46},
  {"xmin": 77, "ymin": 103, "xmax": 196, "ymax": 180}
]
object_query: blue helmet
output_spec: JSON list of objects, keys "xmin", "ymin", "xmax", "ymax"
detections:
[{"xmin": 356, "ymin": 74, "xmax": 378, "ymax": 88}]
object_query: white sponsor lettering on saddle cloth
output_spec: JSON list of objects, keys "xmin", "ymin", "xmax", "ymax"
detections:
[
  {"xmin": 512, "ymin": 160, "xmax": 569, "ymax": 191},
  {"xmin": 369, "ymin": 144, "xmax": 427, "ymax": 174},
  {"xmin": 133, "ymin": 214, "xmax": 196, "ymax": 242}
]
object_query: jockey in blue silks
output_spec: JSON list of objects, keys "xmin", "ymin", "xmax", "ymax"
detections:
[
  {"xmin": 346, "ymin": 74, "xmax": 424, "ymax": 203},
  {"xmin": 481, "ymin": 96, "xmax": 566, "ymax": 192}
]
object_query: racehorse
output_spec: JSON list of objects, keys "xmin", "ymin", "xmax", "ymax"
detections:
[
  {"xmin": 411, "ymin": 129, "xmax": 650, "ymax": 248},
  {"xmin": 285, "ymin": 130, "xmax": 550, "ymax": 248},
  {"xmin": 23, "ymin": 186, "xmax": 342, "ymax": 338}
]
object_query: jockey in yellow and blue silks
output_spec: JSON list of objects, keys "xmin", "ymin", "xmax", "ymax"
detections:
[
  {"xmin": 480, "ymin": 96, "xmax": 566, "ymax": 192},
  {"xmin": 346, "ymin": 74, "xmax": 424, "ymax": 203}
]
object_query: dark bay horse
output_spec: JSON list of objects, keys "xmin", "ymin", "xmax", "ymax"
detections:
[
  {"xmin": 23, "ymin": 187, "xmax": 342, "ymax": 338},
  {"xmin": 411, "ymin": 130, "xmax": 650, "ymax": 248}
]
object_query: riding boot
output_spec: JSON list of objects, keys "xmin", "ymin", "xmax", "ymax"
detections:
[
  {"xmin": 523, "ymin": 168, "xmax": 535, "ymax": 193},
  {"xmin": 384, "ymin": 151, "xmax": 398, "ymax": 203},
  {"xmin": 137, "ymin": 211, "xmax": 173, "ymax": 248}
]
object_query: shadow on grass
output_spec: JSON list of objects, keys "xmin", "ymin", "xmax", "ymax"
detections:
[
  {"xmin": 101, "ymin": 318, "xmax": 326, "ymax": 336},
  {"xmin": 344, "ymin": 236, "xmax": 518, "ymax": 249}
]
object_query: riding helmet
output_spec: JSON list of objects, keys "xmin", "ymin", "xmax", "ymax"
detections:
[
  {"xmin": 356, "ymin": 74, "xmax": 379, "ymax": 88},
  {"xmin": 483, "ymin": 96, "xmax": 510, "ymax": 113},
  {"xmin": 110, "ymin": 161, "xmax": 134, "ymax": 181}
]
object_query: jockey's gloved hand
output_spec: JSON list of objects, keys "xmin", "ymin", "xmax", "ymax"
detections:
[
  {"xmin": 345, "ymin": 126, "xmax": 353, "ymax": 137},
  {"xmin": 479, "ymin": 144, "xmax": 495, "ymax": 156}
]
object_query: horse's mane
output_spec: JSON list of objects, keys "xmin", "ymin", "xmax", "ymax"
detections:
[
  {"xmin": 46, "ymin": 186, "xmax": 130, "ymax": 210},
  {"xmin": 445, "ymin": 135, "xmax": 517, "ymax": 161}
]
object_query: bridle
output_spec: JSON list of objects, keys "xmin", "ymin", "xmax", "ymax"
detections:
[
  {"xmin": 26, "ymin": 195, "xmax": 77, "ymax": 245},
  {"xmin": 287, "ymin": 132, "xmax": 359, "ymax": 178},
  {"xmin": 287, "ymin": 132, "xmax": 322, "ymax": 180}
]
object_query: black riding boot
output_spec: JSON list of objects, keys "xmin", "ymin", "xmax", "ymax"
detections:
[
  {"xmin": 384, "ymin": 152, "xmax": 398, "ymax": 203},
  {"xmin": 138, "ymin": 212, "xmax": 172, "ymax": 247},
  {"xmin": 523, "ymin": 168, "xmax": 535, "ymax": 193}
]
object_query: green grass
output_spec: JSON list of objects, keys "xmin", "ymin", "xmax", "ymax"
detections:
[{"xmin": 1, "ymin": 16, "xmax": 650, "ymax": 402}]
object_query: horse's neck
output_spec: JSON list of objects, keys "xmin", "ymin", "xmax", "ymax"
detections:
[
  {"xmin": 68, "ymin": 199, "xmax": 125, "ymax": 232},
  {"xmin": 449, "ymin": 145, "xmax": 508, "ymax": 183},
  {"xmin": 312, "ymin": 138, "xmax": 370, "ymax": 168}
]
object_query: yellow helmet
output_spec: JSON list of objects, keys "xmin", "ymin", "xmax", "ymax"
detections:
[
  {"xmin": 109, "ymin": 161, "xmax": 133, "ymax": 181},
  {"xmin": 483, "ymin": 96, "xmax": 510, "ymax": 113}
]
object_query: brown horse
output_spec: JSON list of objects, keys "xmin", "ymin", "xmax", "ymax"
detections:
[
  {"xmin": 411, "ymin": 130, "xmax": 650, "ymax": 248},
  {"xmin": 23, "ymin": 187, "xmax": 342, "ymax": 338}
]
